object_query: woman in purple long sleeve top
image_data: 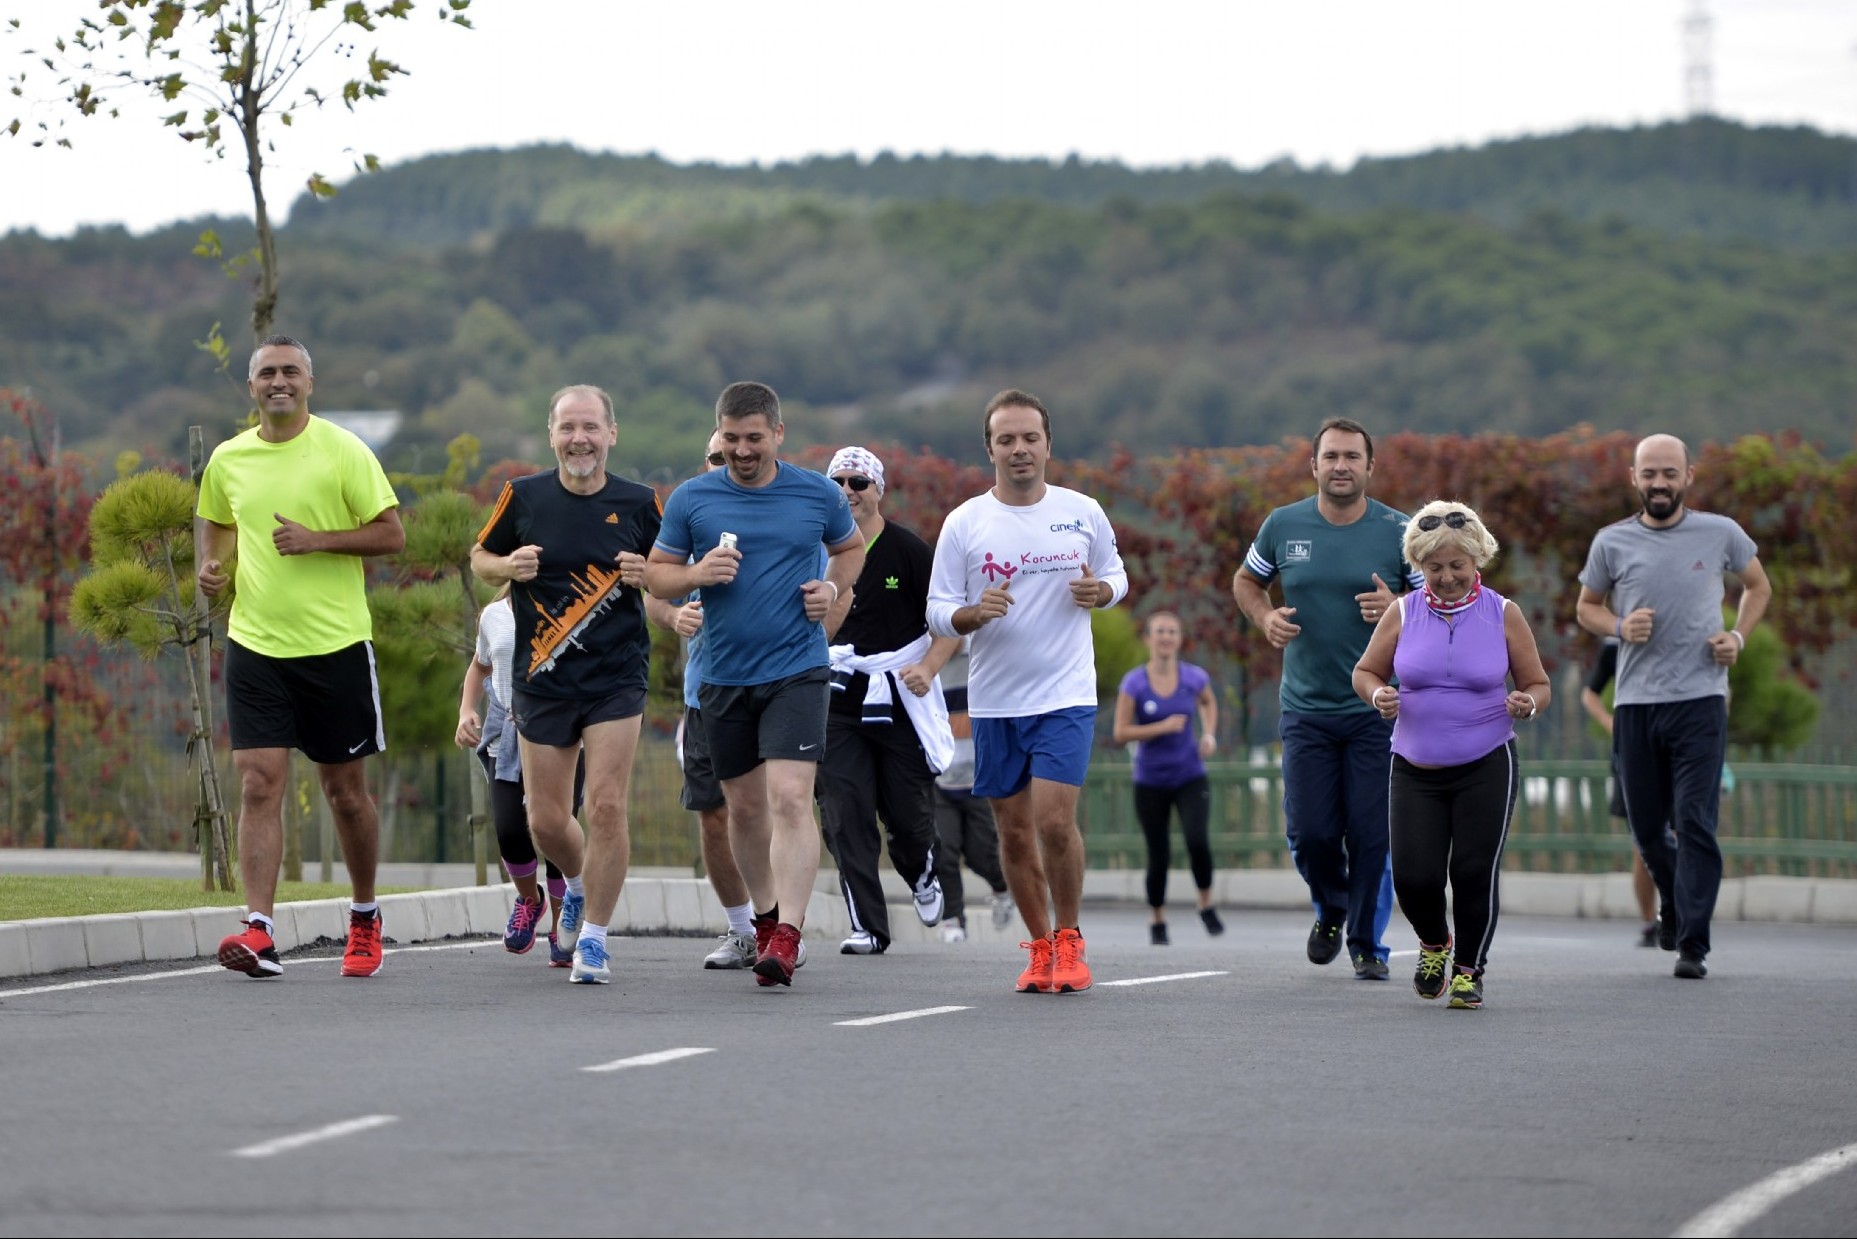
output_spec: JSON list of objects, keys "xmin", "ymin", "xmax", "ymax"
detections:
[{"xmin": 1352, "ymin": 502, "xmax": 1552, "ymax": 1011}]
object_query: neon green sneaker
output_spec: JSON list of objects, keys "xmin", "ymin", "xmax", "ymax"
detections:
[{"xmin": 1446, "ymin": 969, "xmax": 1483, "ymax": 1010}]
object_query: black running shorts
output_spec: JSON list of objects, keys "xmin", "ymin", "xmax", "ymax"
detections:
[
  {"xmin": 225, "ymin": 639, "xmax": 385, "ymax": 765},
  {"xmin": 511, "ymin": 684, "xmax": 646, "ymax": 749},
  {"xmin": 698, "ymin": 667, "xmax": 830, "ymax": 783}
]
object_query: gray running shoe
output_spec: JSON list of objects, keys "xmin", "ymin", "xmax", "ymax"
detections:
[
  {"xmin": 990, "ymin": 891, "xmax": 1016, "ymax": 931},
  {"xmin": 913, "ymin": 875, "xmax": 944, "ymax": 927},
  {"xmin": 703, "ymin": 930, "xmax": 755, "ymax": 970}
]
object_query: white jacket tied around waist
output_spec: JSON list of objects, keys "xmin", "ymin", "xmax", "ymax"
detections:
[{"xmin": 827, "ymin": 633, "xmax": 955, "ymax": 775}]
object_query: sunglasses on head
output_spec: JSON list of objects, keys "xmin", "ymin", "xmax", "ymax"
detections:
[
  {"xmin": 706, "ymin": 452, "xmax": 726, "ymax": 467},
  {"xmin": 1416, "ymin": 511, "xmax": 1471, "ymax": 532},
  {"xmin": 834, "ymin": 475, "xmax": 873, "ymax": 492}
]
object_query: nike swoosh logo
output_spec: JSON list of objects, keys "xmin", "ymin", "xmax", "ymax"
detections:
[
  {"xmin": 348, "ymin": 741, "xmax": 368, "ymax": 754},
  {"xmin": 799, "ymin": 743, "xmax": 818, "ymax": 752}
]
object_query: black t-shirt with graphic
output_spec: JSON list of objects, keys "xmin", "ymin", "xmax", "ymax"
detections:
[
  {"xmin": 831, "ymin": 520, "xmax": 934, "ymax": 717},
  {"xmin": 477, "ymin": 470, "xmax": 663, "ymax": 700}
]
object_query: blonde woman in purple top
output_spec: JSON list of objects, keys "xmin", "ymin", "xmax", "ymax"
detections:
[
  {"xmin": 1112, "ymin": 612, "xmax": 1221, "ymax": 945},
  {"xmin": 1352, "ymin": 502, "xmax": 1551, "ymax": 1010}
]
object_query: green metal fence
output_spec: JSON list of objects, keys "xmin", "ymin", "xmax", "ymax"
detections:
[{"xmin": 1078, "ymin": 759, "xmax": 1857, "ymax": 879}]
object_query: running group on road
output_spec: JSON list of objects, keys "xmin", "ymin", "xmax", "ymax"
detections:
[{"xmin": 196, "ymin": 337, "xmax": 1770, "ymax": 1004}]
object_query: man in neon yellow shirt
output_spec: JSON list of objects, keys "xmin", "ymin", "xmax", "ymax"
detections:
[{"xmin": 196, "ymin": 334, "xmax": 404, "ymax": 980}]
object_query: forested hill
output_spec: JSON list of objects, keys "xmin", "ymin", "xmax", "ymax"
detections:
[
  {"xmin": 285, "ymin": 118, "xmax": 1857, "ymax": 251},
  {"xmin": 4, "ymin": 119, "xmax": 1855, "ymax": 478}
]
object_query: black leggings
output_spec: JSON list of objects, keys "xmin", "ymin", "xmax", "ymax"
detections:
[
  {"xmin": 1388, "ymin": 742, "xmax": 1517, "ymax": 974},
  {"xmin": 478, "ymin": 751, "xmax": 566, "ymax": 879},
  {"xmin": 1134, "ymin": 776, "xmax": 1213, "ymax": 909}
]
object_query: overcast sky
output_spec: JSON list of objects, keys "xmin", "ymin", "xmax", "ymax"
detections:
[{"xmin": 4, "ymin": 0, "xmax": 1854, "ymax": 237}]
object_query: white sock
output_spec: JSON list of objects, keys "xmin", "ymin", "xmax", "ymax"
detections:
[
  {"xmin": 247, "ymin": 912, "xmax": 274, "ymax": 932},
  {"xmin": 724, "ymin": 902, "xmax": 754, "ymax": 936},
  {"xmin": 564, "ymin": 875, "xmax": 585, "ymax": 898},
  {"xmin": 577, "ymin": 923, "xmax": 608, "ymax": 950},
  {"xmin": 350, "ymin": 901, "xmax": 378, "ymax": 916}
]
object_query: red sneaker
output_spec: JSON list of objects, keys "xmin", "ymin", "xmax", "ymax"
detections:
[
  {"xmin": 218, "ymin": 920, "xmax": 282, "ymax": 978},
  {"xmin": 1051, "ymin": 927, "xmax": 1091, "ymax": 993},
  {"xmin": 1016, "ymin": 935, "xmax": 1055, "ymax": 993},
  {"xmin": 754, "ymin": 923, "xmax": 802, "ymax": 987},
  {"xmin": 752, "ymin": 909, "xmax": 778, "ymax": 959},
  {"xmin": 341, "ymin": 909, "xmax": 385, "ymax": 978}
]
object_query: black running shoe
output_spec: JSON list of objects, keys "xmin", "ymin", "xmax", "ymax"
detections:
[
  {"xmin": 1674, "ymin": 953, "xmax": 1708, "ymax": 979},
  {"xmin": 1658, "ymin": 902, "xmax": 1678, "ymax": 951},
  {"xmin": 1352, "ymin": 952, "xmax": 1390, "ymax": 981},
  {"xmin": 1413, "ymin": 941, "xmax": 1451, "ymax": 999},
  {"xmin": 1150, "ymin": 922, "xmax": 1169, "ymax": 946},
  {"xmin": 1199, "ymin": 907, "xmax": 1225, "ymax": 936},
  {"xmin": 1306, "ymin": 918, "xmax": 1344, "ymax": 965}
]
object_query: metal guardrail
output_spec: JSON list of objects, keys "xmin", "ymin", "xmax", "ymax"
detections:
[{"xmin": 1078, "ymin": 760, "xmax": 1857, "ymax": 879}]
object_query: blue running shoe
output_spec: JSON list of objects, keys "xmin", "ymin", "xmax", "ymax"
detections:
[
  {"xmin": 504, "ymin": 894, "xmax": 544, "ymax": 955},
  {"xmin": 570, "ymin": 935, "xmax": 611, "ymax": 984},
  {"xmin": 547, "ymin": 932, "xmax": 574, "ymax": 968},
  {"xmin": 558, "ymin": 892, "xmax": 585, "ymax": 943}
]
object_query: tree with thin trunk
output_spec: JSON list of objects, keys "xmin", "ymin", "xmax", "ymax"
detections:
[
  {"xmin": 6, "ymin": 0, "xmax": 474, "ymax": 341},
  {"xmin": 69, "ymin": 465, "xmax": 235, "ymax": 890}
]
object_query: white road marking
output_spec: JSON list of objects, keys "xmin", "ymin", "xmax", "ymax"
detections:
[
  {"xmin": 1097, "ymin": 970, "xmax": 1229, "ymax": 988},
  {"xmin": 0, "ymin": 965, "xmax": 223, "ymax": 998},
  {"xmin": 835, "ymin": 1005, "xmax": 970, "ymax": 1026},
  {"xmin": 583, "ymin": 1047, "xmax": 716, "ymax": 1074},
  {"xmin": 229, "ymin": 1114, "xmax": 398, "ymax": 1159},
  {"xmin": 0, "ymin": 938, "xmax": 506, "ymax": 999},
  {"xmin": 1672, "ymin": 1141, "xmax": 1857, "ymax": 1238}
]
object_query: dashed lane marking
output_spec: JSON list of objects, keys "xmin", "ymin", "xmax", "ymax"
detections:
[
  {"xmin": 230, "ymin": 1115, "xmax": 398, "ymax": 1159},
  {"xmin": 834, "ymin": 1005, "xmax": 970, "ymax": 1026},
  {"xmin": 1096, "ymin": 970, "xmax": 1229, "ymax": 988},
  {"xmin": 583, "ymin": 1047, "xmax": 717, "ymax": 1074}
]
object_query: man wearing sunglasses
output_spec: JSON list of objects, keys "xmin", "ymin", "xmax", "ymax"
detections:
[
  {"xmin": 1232, "ymin": 417, "xmax": 1422, "ymax": 981},
  {"xmin": 817, "ymin": 446, "xmax": 962, "ymax": 956},
  {"xmin": 1575, "ymin": 433, "xmax": 1770, "ymax": 980},
  {"xmin": 646, "ymin": 382, "xmax": 865, "ymax": 987}
]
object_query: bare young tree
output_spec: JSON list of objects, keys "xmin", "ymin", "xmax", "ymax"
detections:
[{"xmin": 6, "ymin": 0, "xmax": 474, "ymax": 340}]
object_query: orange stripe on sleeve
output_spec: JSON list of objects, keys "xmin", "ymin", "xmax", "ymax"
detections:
[{"xmin": 477, "ymin": 483, "xmax": 516, "ymax": 545}]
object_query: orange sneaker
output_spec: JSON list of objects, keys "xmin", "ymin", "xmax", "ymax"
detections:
[
  {"xmin": 1015, "ymin": 935, "xmax": 1054, "ymax": 993},
  {"xmin": 341, "ymin": 908, "xmax": 385, "ymax": 978},
  {"xmin": 1051, "ymin": 927, "xmax": 1091, "ymax": 993}
]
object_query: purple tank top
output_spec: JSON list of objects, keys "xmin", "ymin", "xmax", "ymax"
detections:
[
  {"xmin": 1119, "ymin": 662, "xmax": 1209, "ymax": 787},
  {"xmin": 1390, "ymin": 588, "xmax": 1516, "ymax": 766}
]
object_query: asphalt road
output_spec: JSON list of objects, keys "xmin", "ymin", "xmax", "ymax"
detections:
[{"xmin": 3, "ymin": 908, "xmax": 1854, "ymax": 1238}]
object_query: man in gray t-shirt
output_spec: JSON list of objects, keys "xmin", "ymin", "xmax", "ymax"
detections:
[{"xmin": 1575, "ymin": 433, "xmax": 1771, "ymax": 980}]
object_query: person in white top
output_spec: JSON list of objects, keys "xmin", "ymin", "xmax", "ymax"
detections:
[{"xmin": 927, "ymin": 389, "xmax": 1128, "ymax": 995}]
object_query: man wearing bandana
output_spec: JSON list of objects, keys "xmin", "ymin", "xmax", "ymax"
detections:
[{"xmin": 818, "ymin": 446, "xmax": 961, "ymax": 955}]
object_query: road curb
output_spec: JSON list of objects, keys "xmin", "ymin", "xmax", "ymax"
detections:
[{"xmin": 2, "ymin": 870, "xmax": 1853, "ymax": 980}]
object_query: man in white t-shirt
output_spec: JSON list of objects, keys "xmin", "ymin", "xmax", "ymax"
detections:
[{"xmin": 927, "ymin": 389, "xmax": 1128, "ymax": 995}]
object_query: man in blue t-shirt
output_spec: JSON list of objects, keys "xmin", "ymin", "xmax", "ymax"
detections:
[
  {"xmin": 1232, "ymin": 417, "xmax": 1420, "ymax": 980},
  {"xmin": 646, "ymin": 381, "xmax": 864, "ymax": 987}
]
